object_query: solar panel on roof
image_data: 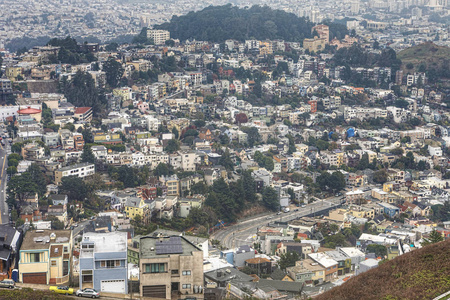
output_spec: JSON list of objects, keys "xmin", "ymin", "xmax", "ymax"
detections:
[{"xmin": 155, "ymin": 237, "xmax": 183, "ymax": 255}]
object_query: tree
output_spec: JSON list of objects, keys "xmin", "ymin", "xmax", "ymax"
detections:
[
  {"xmin": 154, "ymin": 163, "xmax": 171, "ymax": 177},
  {"xmin": 7, "ymin": 159, "xmax": 18, "ymax": 167},
  {"xmin": 287, "ymin": 134, "xmax": 296, "ymax": 155},
  {"xmin": 172, "ymin": 127, "xmax": 179, "ymax": 139},
  {"xmin": 242, "ymin": 170, "xmax": 257, "ymax": 202},
  {"xmin": 47, "ymin": 215, "xmax": 65, "ymax": 230},
  {"xmin": 421, "ymin": 230, "xmax": 444, "ymax": 246},
  {"xmin": 63, "ymin": 71, "xmax": 104, "ymax": 114},
  {"xmin": 391, "ymin": 148, "xmax": 404, "ymax": 156},
  {"xmin": 366, "ymin": 244, "xmax": 387, "ymax": 258},
  {"xmin": 27, "ymin": 164, "xmax": 47, "ymax": 197},
  {"xmin": 235, "ymin": 113, "xmax": 248, "ymax": 124},
  {"xmin": 60, "ymin": 176, "xmax": 89, "ymax": 202},
  {"xmin": 103, "ymin": 57, "xmax": 124, "ymax": 88},
  {"xmin": 105, "ymin": 42, "xmax": 119, "ymax": 51},
  {"xmin": 278, "ymin": 251, "xmax": 300, "ymax": 271},
  {"xmin": 357, "ymin": 153, "xmax": 369, "ymax": 170},
  {"xmin": 81, "ymin": 144, "xmax": 95, "ymax": 163},
  {"xmin": 132, "ymin": 27, "xmax": 153, "ymax": 45},
  {"xmin": 7, "ymin": 166, "xmax": 17, "ymax": 176},
  {"xmin": 190, "ymin": 182, "xmax": 208, "ymax": 195},
  {"xmin": 262, "ymin": 186, "xmax": 279, "ymax": 211},
  {"xmin": 165, "ymin": 139, "xmax": 180, "ymax": 153},
  {"xmin": 241, "ymin": 127, "xmax": 260, "ymax": 147},
  {"xmin": 373, "ymin": 169, "xmax": 388, "ymax": 184},
  {"xmin": 219, "ymin": 149, "xmax": 234, "ymax": 171},
  {"xmin": 7, "ymin": 172, "xmax": 38, "ymax": 207}
]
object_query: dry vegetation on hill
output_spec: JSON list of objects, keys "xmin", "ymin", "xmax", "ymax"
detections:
[{"xmin": 315, "ymin": 240, "xmax": 450, "ymax": 300}]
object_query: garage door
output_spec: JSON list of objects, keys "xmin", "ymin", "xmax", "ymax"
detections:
[
  {"xmin": 143, "ymin": 285, "xmax": 166, "ymax": 298},
  {"xmin": 23, "ymin": 272, "xmax": 47, "ymax": 284},
  {"xmin": 101, "ymin": 279, "xmax": 126, "ymax": 293}
]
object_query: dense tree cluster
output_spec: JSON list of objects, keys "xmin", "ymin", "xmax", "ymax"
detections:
[
  {"xmin": 60, "ymin": 70, "xmax": 107, "ymax": 116},
  {"xmin": 156, "ymin": 5, "xmax": 315, "ymax": 42},
  {"xmin": 204, "ymin": 171, "xmax": 259, "ymax": 222},
  {"xmin": 47, "ymin": 37, "xmax": 97, "ymax": 64},
  {"xmin": 107, "ymin": 165, "xmax": 150, "ymax": 188}
]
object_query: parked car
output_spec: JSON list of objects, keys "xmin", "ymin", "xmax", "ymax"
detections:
[
  {"xmin": 76, "ymin": 288, "xmax": 100, "ymax": 298},
  {"xmin": 0, "ymin": 279, "xmax": 15, "ymax": 289},
  {"xmin": 49, "ymin": 286, "xmax": 74, "ymax": 295}
]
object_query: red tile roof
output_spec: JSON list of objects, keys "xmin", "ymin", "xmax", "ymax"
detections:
[{"xmin": 75, "ymin": 107, "xmax": 92, "ymax": 114}]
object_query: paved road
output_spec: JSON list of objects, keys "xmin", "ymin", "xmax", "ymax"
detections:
[
  {"xmin": 0, "ymin": 141, "xmax": 9, "ymax": 224},
  {"xmin": 211, "ymin": 197, "xmax": 342, "ymax": 249}
]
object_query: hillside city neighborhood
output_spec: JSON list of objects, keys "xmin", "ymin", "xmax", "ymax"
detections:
[{"xmin": 0, "ymin": 0, "xmax": 449, "ymax": 299}]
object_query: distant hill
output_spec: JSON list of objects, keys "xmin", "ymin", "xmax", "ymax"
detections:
[
  {"xmin": 398, "ymin": 42, "xmax": 450, "ymax": 82},
  {"xmin": 315, "ymin": 240, "xmax": 450, "ymax": 300},
  {"xmin": 155, "ymin": 5, "xmax": 316, "ymax": 43}
]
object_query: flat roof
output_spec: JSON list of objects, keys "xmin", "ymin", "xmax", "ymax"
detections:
[
  {"xmin": 21, "ymin": 230, "xmax": 71, "ymax": 250},
  {"xmin": 82, "ymin": 232, "xmax": 127, "ymax": 253}
]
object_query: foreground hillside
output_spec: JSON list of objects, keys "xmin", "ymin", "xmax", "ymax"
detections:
[
  {"xmin": 398, "ymin": 42, "xmax": 450, "ymax": 82},
  {"xmin": 155, "ymin": 4, "xmax": 314, "ymax": 42},
  {"xmin": 315, "ymin": 240, "xmax": 450, "ymax": 300}
]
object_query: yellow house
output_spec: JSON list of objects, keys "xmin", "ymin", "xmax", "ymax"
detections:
[
  {"xmin": 124, "ymin": 197, "xmax": 150, "ymax": 222},
  {"xmin": 300, "ymin": 259, "xmax": 326, "ymax": 282},
  {"xmin": 5, "ymin": 66, "xmax": 23, "ymax": 81},
  {"xmin": 19, "ymin": 230, "xmax": 72, "ymax": 285},
  {"xmin": 383, "ymin": 182, "xmax": 394, "ymax": 193}
]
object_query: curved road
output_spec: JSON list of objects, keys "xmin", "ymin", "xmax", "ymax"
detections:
[{"xmin": 211, "ymin": 197, "xmax": 342, "ymax": 249}]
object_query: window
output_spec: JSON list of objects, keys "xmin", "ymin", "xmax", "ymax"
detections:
[
  {"xmin": 63, "ymin": 261, "xmax": 69, "ymax": 276},
  {"xmin": 82, "ymin": 244, "xmax": 94, "ymax": 250},
  {"xmin": 51, "ymin": 260, "xmax": 57, "ymax": 266},
  {"xmin": 82, "ymin": 270, "xmax": 93, "ymax": 283},
  {"xmin": 182, "ymin": 284, "xmax": 191, "ymax": 289},
  {"xmin": 30, "ymin": 253, "xmax": 40, "ymax": 263},
  {"xmin": 100, "ymin": 260, "xmax": 120, "ymax": 268},
  {"xmin": 63, "ymin": 246, "xmax": 68, "ymax": 253},
  {"xmin": 182, "ymin": 270, "xmax": 191, "ymax": 276},
  {"xmin": 144, "ymin": 263, "xmax": 166, "ymax": 273},
  {"xmin": 171, "ymin": 270, "xmax": 179, "ymax": 275}
]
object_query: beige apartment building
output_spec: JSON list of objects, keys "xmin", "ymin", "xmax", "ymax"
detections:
[{"xmin": 139, "ymin": 236, "xmax": 204, "ymax": 299}]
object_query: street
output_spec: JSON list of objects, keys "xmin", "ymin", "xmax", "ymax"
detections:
[
  {"xmin": 211, "ymin": 197, "xmax": 342, "ymax": 249},
  {"xmin": 0, "ymin": 140, "xmax": 9, "ymax": 225}
]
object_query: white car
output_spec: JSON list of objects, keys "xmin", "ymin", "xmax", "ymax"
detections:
[{"xmin": 76, "ymin": 288, "xmax": 100, "ymax": 298}]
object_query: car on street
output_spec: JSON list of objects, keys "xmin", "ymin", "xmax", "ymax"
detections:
[
  {"xmin": 276, "ymin": 212, "xmax": 281, "ymax": 215},
  {"xmin": 76, "ymin": 288, "xmax": 100, "ymax": 298},
  {"xmin": 301, "ymin": 204, "xmax": 306, "ymax": 208},
  {"xmin": 49, "ymin": 286, "xmax": 74, "ymax": 295},
  {"xmin": 0, "ymin": 279, "xmax": 15, "ymax": 289}
]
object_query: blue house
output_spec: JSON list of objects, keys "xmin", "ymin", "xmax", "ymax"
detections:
[
  {"xmin": 79, "ymin": 232, "xmax": 128, "ymax": 294},
  {"xmin": 377, "ymin": 202, "xmax": 400, "ymax": 218}
]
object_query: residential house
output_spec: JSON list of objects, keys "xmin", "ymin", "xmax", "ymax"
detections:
[
  {"xmin": 124, "ymin": 197, "xmax": 150, "ymax": 223},
  {"xmin": 308, "ymin": 253, "xmax": 338, "ymax": 282},
  {"xmin": 19, "ymin": 230, "xmax": 72, "ymax": 284},
  {"xmin": 0, "ymin": 225, "xmax": 21, "ymax": 280},
  {"xmin": 79, "ymin": 232, "xmax": 128, "ymax": 294},
  {"xmin": 245, "ymin": 257, "xmax": 272, "ymax": 275}
]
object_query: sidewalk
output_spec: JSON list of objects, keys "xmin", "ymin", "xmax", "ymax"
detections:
[{"xmin": 16, "ymin": 283, "xmax": 141, "ymax": 299}]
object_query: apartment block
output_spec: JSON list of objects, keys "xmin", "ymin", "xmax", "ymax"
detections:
[
  {"xmin": 54, "ymin": 162, "xmax": 95, "ymax": 184},
  {"xmin": 139, "ymin": 236, "xmax": 204, "ymax": 299}
]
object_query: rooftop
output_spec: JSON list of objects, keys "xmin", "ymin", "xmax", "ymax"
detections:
[
  {"xmin": 82, "ymin": 232, "xmax": 127, "ymax": 253},
  {"xmin": 21, "ymin": 230, "xmax": 71, "ymax": 250},
  {"xmin": 140, "ymin": 236, "xmax": 201, "ymax": 258}
]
